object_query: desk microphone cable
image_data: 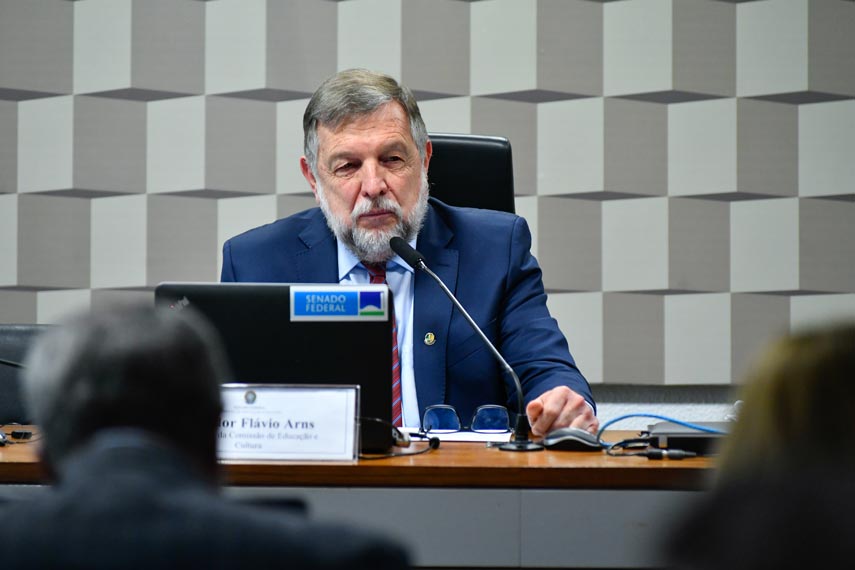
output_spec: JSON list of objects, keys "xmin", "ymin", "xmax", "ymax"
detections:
[
  {"xmin": 0, "ymin": 424, "xmax": 39, "ymax": 446},
  {"xmin": 597, "ymin": 413, "xmax": 725, "ymax": 460},
  {"xmin": 358, "ymin": 417, "xmax": 440, "ymax": 460},
  {"xmin": 605, "ymin": 438, "xmax": 697, "ymax": 460}
]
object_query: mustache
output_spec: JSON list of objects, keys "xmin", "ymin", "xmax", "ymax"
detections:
[{"xmin": 350, "ymin": 196, "xmax": 403, "ymax": 222}]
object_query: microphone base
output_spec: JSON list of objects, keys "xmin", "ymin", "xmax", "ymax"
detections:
[{"xmin": 498, "ymin": 440, "xmax": 544, "ymax": 452}]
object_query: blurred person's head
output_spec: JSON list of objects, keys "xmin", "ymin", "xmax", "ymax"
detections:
[
  {"xmin": 716, "ymin": 321, "xmax": 855, "ymax": 480},
  {"xmin": 23, "ymin": 305, "xmax": 228, "ymax": 480},
  {"xmin": 664, "ymin": 322, "xmax": 855, "ymax": 569}
]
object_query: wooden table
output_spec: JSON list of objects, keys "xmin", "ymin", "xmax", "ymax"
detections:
[
  {"xmin": 226, "ymin": 441, "xmax": 711, "ymax": 490},
  {"xmin": 1, "ymin": 428, "xmax": 712, "ymax": 488},
  {"xmin": 0, "ymin": 427, "xmax": 715, "ymax": 568}
]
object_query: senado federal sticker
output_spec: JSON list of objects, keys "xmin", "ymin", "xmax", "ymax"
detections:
[{"xmin": 290, "ymin": 285, "xmax": 389, "ymax": 321}]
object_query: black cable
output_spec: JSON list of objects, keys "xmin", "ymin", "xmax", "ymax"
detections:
[
  {"xmin": 0, "ymin": 424, "xmax": 40, "ymax": 446},
  {"xmin": 605, "ymin": 437, "xmax": 653, "ymax": 457},
  {"xmin": 597, "ymin": 413, "xmax": 727, "ymax": 459},
  {"xmin": 643, "ymin": 448, "xmax": 696, "ymax": 460},
  {"xmin": 604, "ymin": 436, "xmax": 696, "ymax": 459},
  {"xmin": 19, "ymin": 435, "xmax": 42, "ymax": 445},
  {"xmin": 597, "ymin": 413, "xmax": 728, "ymax": 443},
  {"xmin": 11, "ymin": 429, "xmax": 33, "ymax": 440},
  {"xmin": 358, "ymin": 417, "xmax": 440, "ymax": 459},
  {"xmin": 359, "ymin": 437, "xmax": 439, "ymax": 460},
  {"xmin": 0, "ymin": 357, "xmax": 25, "ymax": 369},
  {"xmin": 0, "ymin": 435, "xmax": 42, "ymax": 446}
]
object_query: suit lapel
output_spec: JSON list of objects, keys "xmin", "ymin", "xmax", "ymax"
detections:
[
  {"xmin": 295, "ymin": 210, "xmax": 339, "ymax": 283},
  {"xmin": 412, "ymin": 204, "xmax": 457, "ymax": 421}
]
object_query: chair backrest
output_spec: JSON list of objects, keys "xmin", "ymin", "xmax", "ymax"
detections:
[
  {"xmin": 427, "ymin": 133, "xmax": 516, "ymax": 214},
  {"xmin": 0, "ymin": 324, "xmax": 51, "ymax": 424}
]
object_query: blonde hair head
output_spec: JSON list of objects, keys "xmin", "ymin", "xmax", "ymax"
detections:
[{"xmin": 717, "ymin": 322, "xmax": 855, "ymax": 480}]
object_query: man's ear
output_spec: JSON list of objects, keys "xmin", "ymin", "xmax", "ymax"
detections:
[
  {"xmin": 300, "ymin": 157, "xmax": 320, "ymax": 203},
  {"xmin": 423, "ymin": 139, "xmax": 433, "ymax": 172}
]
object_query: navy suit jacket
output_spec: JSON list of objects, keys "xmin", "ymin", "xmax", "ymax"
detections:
[{"xmin": 221, "ymin": 198, "xmax": 594, "ymax": 424}]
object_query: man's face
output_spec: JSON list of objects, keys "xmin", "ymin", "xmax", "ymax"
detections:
[{"xmin": 300, "ymin": 102, "xmax": 432, "ymax": 262}]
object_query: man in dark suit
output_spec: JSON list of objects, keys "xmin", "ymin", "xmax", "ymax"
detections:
[
  {"xmin": 0, "ymin": 306, "xmax": 408, "ymax": 569},
  {"xmin": 221, "ymin": 68, "xmax": 597, "ymax": 436}
]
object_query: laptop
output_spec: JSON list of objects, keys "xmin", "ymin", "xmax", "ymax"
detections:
[{"xmin": 154, "ymin": 282, "xmax": 394, "ymax": 453}]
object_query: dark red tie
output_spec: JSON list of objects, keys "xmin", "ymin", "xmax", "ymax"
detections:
[{"xmin": 364, "ymin": 262, "xmax": 403, "ymax": 427}]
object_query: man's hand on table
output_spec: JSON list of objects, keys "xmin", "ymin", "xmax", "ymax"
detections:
[{"xmin": 526, "ymin": 386, "xmax": 599, "ymax": 437}]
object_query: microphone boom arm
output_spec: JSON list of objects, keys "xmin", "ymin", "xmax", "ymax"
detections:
[
  {"xmin": 394, "ymin": 242, "xmax": 541, "ymax": 452},
  {"xmin": 417, "ymin": 263, "xmax": 524, "ymax": 415}
]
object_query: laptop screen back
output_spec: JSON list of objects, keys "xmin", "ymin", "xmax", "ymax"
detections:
[{"xmin": 154, "ymin": 282, "xmax": 394, "ymax": 452}]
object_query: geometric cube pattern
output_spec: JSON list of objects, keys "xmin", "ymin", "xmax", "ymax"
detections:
[{"xmin": 1, "ymin": 0, "xmax": 854, "ymax": 389}]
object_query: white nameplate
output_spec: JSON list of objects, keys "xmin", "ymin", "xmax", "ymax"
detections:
[{"xmin": 217, "ymin": 384, "xmax": 359, "ymax": 461}]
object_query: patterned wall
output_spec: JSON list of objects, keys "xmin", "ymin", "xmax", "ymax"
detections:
[{"xmin": 1, "ymin": 0, "xmax": 854, "ymax": 387}]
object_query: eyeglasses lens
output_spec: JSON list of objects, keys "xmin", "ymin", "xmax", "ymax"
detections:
[
  {"xmin": 422, "ymin": 406, "xmax": 462, "ymax": 433},
  {"xmin": 471, "ymin": 405, "xmax": 510, "ymax": 433}
]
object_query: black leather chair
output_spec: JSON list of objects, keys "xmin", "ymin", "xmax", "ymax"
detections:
[
  {"xmin": 0, "ymin": 324, "xmax": 51, "ymax": 424},
  {"xmin": 427, "ymin": 133, "xmax": 516, "ymax": 214}
]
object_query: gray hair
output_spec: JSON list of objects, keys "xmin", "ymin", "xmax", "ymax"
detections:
[
  {"xmin": 23, "ymin": 305, "xmax": 228, "ymax": 471},
  {"xmin": 303, "ymin": 68, "xmax": 429, "ymax": 176}
]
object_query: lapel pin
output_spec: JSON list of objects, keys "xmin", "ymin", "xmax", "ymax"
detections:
[{"xmin": 423, "ymin": 332, "xmax": 436, "ymax": 346}]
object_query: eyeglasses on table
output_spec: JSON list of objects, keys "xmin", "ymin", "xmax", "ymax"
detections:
[{"xmin": 420, "ymin": 404, "xmax": 511, "ymax": 434}]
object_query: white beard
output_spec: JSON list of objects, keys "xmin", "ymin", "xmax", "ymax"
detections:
[{"xmin": 316, "ymin": 170, "xmax": 429, "ymax": 263}]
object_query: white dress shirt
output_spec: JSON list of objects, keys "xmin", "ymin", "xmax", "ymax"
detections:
[{"xmin": 336, "ymin": 240, "xmax": 420, "ymax": 428}]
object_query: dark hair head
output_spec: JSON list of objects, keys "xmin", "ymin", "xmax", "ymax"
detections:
[
  {"xmin": 303, "ymin": 68, "xmax": 428, "ymax": 175},
  {"xmin": 23, "ymin": 305, "xmax": 228, "ymax": 474}
]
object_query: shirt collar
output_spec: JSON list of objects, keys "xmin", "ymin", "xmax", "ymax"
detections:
[{"xmin": 336, "ymin": 237, "xmax": 417, "ymax": 281}]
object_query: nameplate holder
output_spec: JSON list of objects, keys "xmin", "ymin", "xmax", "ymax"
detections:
[{"xmin": 218, "ymin": 384, "xmax": 359, "ymax": 461}]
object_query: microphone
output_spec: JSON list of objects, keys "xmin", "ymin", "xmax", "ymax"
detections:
[{"xmin": 390, "ymin": 237, "xmax": 543, "ymax": 452}]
